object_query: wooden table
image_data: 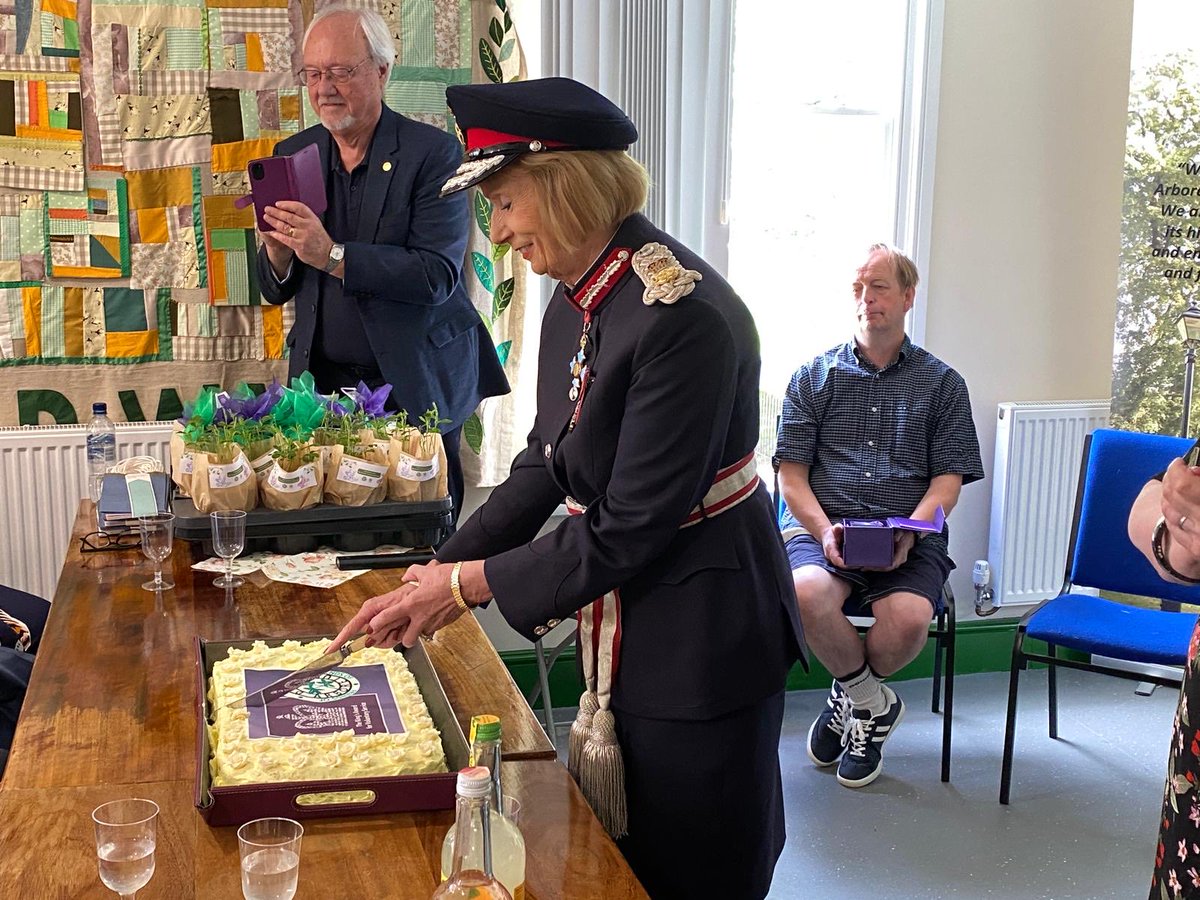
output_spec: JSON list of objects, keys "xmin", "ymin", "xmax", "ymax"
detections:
[{"xmin": 0, "ymin": 504, "xmax": 646, "ymax": 899}]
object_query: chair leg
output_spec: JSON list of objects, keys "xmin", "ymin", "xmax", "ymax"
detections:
[
  {"xmin": 999, "ymin": 640, "xmax": 1024, "ymax": 804},
  {"xmin": 532, "ymin": 637, "xmax": 557, "ymax": 751},
  {"xmin": 931, "ymin": 609, "xmax": 945, "ymax": 714},
  {"xmin": 940, "ymin": 612, "xmax": 955, "ymax": 783},
  {"xmin": 1047, "ymin": 641, "xmax": 1059, "ymax": 740}
]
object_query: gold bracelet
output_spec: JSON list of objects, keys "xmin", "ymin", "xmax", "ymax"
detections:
[
  {"xmin": 1152, "ymin": 516, "xmax": 1200, "ymax": 584},
  {"xmin": 450, "ymin": 561, "xmax": 470, "ymax": 612}
]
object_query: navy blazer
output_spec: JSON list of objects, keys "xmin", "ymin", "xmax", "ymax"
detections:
[
  {"xmin": 440, "ymin": 214, "xmax": 804, "ymax": 721},
  {"xmin": 257, "ymin": 105, "xmax": 509, "ymax": 429}
]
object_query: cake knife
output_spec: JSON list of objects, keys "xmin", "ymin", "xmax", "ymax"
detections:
[{"xmin": 224, "ymin": 633, "xmax": 371, "ymax": 709}]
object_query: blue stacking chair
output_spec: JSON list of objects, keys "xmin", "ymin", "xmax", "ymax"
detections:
[
  {"xmin": 774, "ymin": 470, "xmax": 957, "ymax": 782},
  {"xmin": 999, "ymin": 428, "xmax": 1200, "ymax": 804}
]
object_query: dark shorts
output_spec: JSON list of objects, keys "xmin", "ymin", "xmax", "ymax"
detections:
[{"xmin": 785, "ymin": 532, "xmax": 952, "ymax": 616}]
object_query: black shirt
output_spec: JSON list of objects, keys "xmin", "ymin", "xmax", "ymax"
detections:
[{"xmin": 313, "ymin": 122, "xmax": 380, "ymax": 370}]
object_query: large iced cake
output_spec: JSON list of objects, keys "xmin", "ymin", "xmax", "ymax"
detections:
[{"xmin": 207, "ymin": 639, "xmax": 448, "ymax": 787}]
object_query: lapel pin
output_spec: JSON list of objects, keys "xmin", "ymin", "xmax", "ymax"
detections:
[{"xmin": 382, "ymin": 160, "xmax": 392, "ymax": 172}]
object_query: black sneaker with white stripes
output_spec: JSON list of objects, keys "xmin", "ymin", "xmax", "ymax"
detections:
[
  {"xmin": 806, "ymin": 681, "xmax": 851, "ymax": 767},
  {"xmin": 837, "ymin": 684, "xmax": 905, "ymax": 788}
]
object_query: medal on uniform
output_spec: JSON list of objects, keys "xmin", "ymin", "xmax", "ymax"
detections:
[{"xmin": 569, "ymin": 314, "xmax": 592, "ymax": 401}]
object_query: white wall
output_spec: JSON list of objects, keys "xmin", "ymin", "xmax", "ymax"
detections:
[{"xmin": 926, "ymin": 0, "xmax": 1134, "ymax": 616}]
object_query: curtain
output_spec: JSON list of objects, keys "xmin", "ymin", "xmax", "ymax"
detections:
[
  {"xmin": 460, "ymin": 0, "xmax": 536, "ymax": 487},
  {"xmin": 540, "ymin": 0, "xmax": 735, "ymax": 272}
]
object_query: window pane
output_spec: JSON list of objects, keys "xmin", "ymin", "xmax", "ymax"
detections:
[{"xmin": 729, "ymin": 0, "xmax": 912, "ymax": 464}]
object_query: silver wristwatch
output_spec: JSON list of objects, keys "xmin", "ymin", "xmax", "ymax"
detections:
[{"xmin": 323, "ymin": 243, "xmax": 345, "ymax": 273}]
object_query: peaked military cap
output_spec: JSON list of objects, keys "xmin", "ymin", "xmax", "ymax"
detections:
[{"xmin": 440, "ymin": 76, "xmax": 638, "ymax": 197}]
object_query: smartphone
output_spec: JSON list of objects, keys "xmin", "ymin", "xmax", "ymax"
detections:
[
  {"xmin": 1187, "ymin": 442, "xmax": 1200, "ymax": 468},
  {"xmin": 246, "ymin": 143, "xmax": 327, "ymax": 233}
]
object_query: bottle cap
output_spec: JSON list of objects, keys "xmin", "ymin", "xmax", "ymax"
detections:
[
  {"xmin": 469, "ymin": 714, "xmax": 501, "ymax": 744},
  {"xmin": 92, "ymin": 402, "xmax": 106, "ymax": 415},
  {"xmin": 456, "ymin": 766, "xmax": 492, "ymax": 798}
]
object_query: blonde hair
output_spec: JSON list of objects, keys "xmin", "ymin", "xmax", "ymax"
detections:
[
  {"xmin": 867, "ymin": 242, "xmax": 920, "ymax": 291},
  {"xmin": 506, "ymin": 150, "xmax": 649, "ymax": 249}
]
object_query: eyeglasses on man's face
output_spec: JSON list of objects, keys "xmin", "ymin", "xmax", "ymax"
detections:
[{"xmin": 297, "ymin": 58, "xmax": 373, "ymax": 86}]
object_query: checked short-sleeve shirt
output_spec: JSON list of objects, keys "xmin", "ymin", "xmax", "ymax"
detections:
[{"xmin": 774, "ymin": 336, "xmax": 984, "ymax": 551}]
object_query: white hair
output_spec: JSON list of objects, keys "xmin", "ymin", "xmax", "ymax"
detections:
[{"xmin": 303, "ymin": 5, "xmax": 396, "ymax": 82}]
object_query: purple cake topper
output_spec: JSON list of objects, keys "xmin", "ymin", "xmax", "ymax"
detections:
[{"xmin": 242, "ymin": 663, "xmax": 408, "ymax": 739}]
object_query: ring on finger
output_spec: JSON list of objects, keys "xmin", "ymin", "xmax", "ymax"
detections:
[{"xmin": 289, "ymin": 225, "xmax": 296, "ymax": 237}]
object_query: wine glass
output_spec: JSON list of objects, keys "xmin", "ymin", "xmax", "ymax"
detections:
[
  {"xmin": 211, "ymin": 510, "xmax": 247, "ymax": 589},
  {"xmin": 238, "ymin": 817, "xmax": 303, "ymax": 900},
  {"xmin": 138, "ymin": 513, "xmax": 175, "ymax": 592},
  {"xmin": 92, "ymin": 798, "xmax": 159, "ymax": 899}
]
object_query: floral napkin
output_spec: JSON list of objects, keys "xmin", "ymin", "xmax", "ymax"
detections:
[{"xmin": 192, "ymin": 545, "xmax": 412, "ymax": 588}]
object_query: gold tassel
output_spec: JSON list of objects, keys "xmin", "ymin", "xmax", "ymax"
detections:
[
  {"xmin": 568, "ymin": 690, "xmax": 598, "ymax": 781},
  {"xmin": 579, "ymin": 708, "xmax": 628, "ymax": 839}
]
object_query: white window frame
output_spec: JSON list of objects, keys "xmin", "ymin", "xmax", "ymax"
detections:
[{"xmin": 896, "ymin": 0, "xmax": 945, "ymax": 343}]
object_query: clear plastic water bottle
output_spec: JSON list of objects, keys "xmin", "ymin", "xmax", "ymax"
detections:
[{"xmin": 86, "ymin": 402, "xmax": 117, "ymax": 510}]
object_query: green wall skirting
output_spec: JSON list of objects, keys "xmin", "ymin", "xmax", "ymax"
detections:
[{"xmin": 499, "ymin": 618, "xmax": 1083, "ymax": 710}]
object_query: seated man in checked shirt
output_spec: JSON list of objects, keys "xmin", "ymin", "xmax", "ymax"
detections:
[{"xmin": 774, "ymin": 243, "xmax": 983, "ymax": 789}]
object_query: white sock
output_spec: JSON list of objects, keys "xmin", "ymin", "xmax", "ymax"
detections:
[{"xmin": 838, "ymin": 664, "xmax": 888, "ymax": 717}]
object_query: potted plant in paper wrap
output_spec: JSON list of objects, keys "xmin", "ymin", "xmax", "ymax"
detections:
[
  {"xmin": 260, "ymin": 431, "xmax": 324, "ymax": 511},
  {"xmin": 187, "ymin": 418, "xmax": 258, "ymax": 513},
  {"xmin": 388, "ymin": 404, "xmax": 450, "ymax": 503},
  {"xmin": 216, "ymin": 380, "xmax": 284, "ymax": 482},
  {"xmin": 172, "ymin": 386, "xmax": 221, "ymax": 498},
  {"xmin": 278, "ymin": 372, "xmax": 351, "ymax": 470},
  {"xmin": 323, "ymin": 395, "xmax": 389, "ymax": 507}
]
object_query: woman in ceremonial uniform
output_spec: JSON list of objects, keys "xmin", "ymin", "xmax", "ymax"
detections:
[{"xmin": 331, "ymin": 77, "xmax": 803, "ymax": 900}]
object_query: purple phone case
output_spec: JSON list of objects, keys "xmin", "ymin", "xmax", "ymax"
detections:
[{"xmin": 246, "ymin": 143, "xmax": 327, "ymax": 232}]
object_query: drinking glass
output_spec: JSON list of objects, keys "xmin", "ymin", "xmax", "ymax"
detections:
[
  {"xmin": 502, "ymin": 796, "xmax": 521, "ymax": 826},
  {"xmin": 92, "ymin": 798, "xmax": 159, "ymax": 899},
  {"xmin": 138, "ymin": 513, "xmax": 175, "ymax": 592},
  {"xmin": 211, "ymin": 509, "xmax": 247, "ymax": 589},
  {"xmin": 238, "ymin": 817, "xmax": 303, "ymax": 900}
]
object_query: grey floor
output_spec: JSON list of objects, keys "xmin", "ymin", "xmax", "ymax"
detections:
[{"xmin": 549, "ymin": 669, "xmax": 1178, "ymax": 900}]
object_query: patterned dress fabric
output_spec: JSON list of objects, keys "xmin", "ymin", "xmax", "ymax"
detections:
[{"xmin": 1152, "ymin": 622, "xmax": 1200, "ymax": 899}]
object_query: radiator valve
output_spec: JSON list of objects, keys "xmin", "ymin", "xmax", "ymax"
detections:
[{"xmin": 973, "ymin": 559, "xmax": 998, "ymax": 617}]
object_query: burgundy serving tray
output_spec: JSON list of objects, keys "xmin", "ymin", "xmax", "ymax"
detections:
[{"xmin": 194, "ymin": 636, "xmax": 469, "ymax": 827}]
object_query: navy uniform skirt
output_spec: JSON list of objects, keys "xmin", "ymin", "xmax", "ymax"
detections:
[{"xmin": 615, "ymin": 690, "xmax": 787, "ymax": 899}]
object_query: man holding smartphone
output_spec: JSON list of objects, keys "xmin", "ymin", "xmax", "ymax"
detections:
[{"xmin": 256, "ymin": 4, "xmax": 508, "ymax": 522}]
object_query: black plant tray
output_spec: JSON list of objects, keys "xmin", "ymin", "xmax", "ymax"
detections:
[{"xmin": 172, "ymin": 496, "xmax": 452, "ymax": 554}]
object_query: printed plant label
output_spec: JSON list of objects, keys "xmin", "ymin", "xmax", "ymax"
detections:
[
  {"xmin": 267, "ymin": 462, "xmax": 318, "ymax": 492},
  {"xmin": 336, "ymin": 455, "xmax": 387, "ymax": 487},
  {"xmin": 395, "ymin": 451, "xmax": 439, "ymax": 482},
  {"xmin": 208, "ymin": 452, "xmax": 252, "ymax": 489}
]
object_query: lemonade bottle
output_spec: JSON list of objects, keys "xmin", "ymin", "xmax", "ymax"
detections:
[
  {"xmin": 432, "ymin": 766, "xmax": 513, "ymax": 900},
  {"xmin": 441, "ymin": 716, "xmax": 526, "ymax": 899}
]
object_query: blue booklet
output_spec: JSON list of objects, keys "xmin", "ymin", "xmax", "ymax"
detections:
[{"xmin": 97, "ymin": 472, "xmax": 171, "ymax": 531}]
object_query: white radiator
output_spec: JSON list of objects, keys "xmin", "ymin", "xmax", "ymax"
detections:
[
  {"xmin": 987, "ymin": 400, "xmax": 1111, "ymax": 607},
  {"xmin": 0, "ymin": 421, "xmax": 173, "ymax": 601}
]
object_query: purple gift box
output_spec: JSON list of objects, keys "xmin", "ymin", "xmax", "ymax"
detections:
[{"xmin": 841, "ymin": 506, "xmax": 945, "ymax": 568}]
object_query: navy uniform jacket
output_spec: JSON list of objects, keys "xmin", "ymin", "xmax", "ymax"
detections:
[
  {"xmin": 256, "ymin": 105, "xmax": 509, "ymax": 430},
  {"xmin": 440, "ymin": 213, "xmax": 804, "ymax": 721}
]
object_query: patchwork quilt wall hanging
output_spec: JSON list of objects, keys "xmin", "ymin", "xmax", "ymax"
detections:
[{"xmin": 0, "ymin": 0, "xmax": 483, "ymax": 432}]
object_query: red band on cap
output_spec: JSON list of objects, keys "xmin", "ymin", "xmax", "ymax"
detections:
[{"xmin": 465, "ymin": 127, "xmax": 572, "ymax": 153}]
